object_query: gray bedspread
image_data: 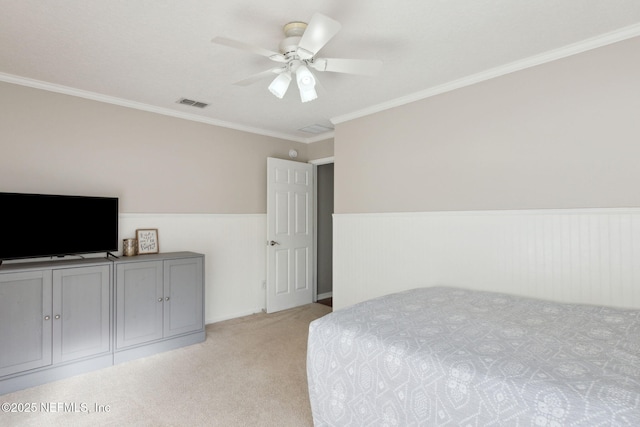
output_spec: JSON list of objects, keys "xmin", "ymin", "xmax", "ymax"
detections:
[{"xmin": 307, "ymin": 287, "xmax": 640, "ymax": 426}]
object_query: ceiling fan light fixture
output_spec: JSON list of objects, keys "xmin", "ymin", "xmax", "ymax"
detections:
[
  {"xmin": 296, "ymin": 64, "xmax": 316, "ymax": 89},
  {"xmin": 295, "ymin": 64, "xmax": 317, "ymax": 102},
  {"xmin": 268, "ymin": 71, "xmax": 292, "ymax": 99},
  {"xmin": 212, "ymin": 12, "xmax": 383, "ymax": 105},
  {"xmin": 299, "ymin": 86, "xmax": 318, "ymax": 103}
]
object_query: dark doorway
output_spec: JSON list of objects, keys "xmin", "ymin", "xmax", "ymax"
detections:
[{"xmin": 316, "ymin": 163, "xmax": 334, "ymax": 302}]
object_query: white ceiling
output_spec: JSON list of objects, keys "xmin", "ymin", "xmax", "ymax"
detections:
[{"xmin": 2, "ymin": 0, "xmax": 640, "ymax": 142}]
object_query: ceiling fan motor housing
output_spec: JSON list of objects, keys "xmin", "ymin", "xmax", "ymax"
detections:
[
  {"xmin": 283, "ymin": 21, "xmax": 307, "ymax": 37},
  {"xmin": 279, "ymin": 21, "xmax": 307, "ymax": 59},
  {"xmin": 279, "ymin": 36, "xmax": 302, "ymax": 58}
]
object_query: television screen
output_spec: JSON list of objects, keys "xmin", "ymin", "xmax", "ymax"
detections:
[{"xmin": 0, "ymin": 192, "xmax": 119, "ymax": 261}]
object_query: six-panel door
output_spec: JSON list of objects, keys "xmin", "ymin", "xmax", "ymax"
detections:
[{"xmin": 266, "ymin": 157, "xmax": 314, "ymax": 313}]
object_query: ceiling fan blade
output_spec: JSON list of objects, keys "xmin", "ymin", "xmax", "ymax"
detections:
[
  {"xmin": 212, "ymin": 36, "xmax": 287, "ymax": 63},
  {"xmin": 232, "ymin": 67, "xmax": 284, "ymax": 86},
  {"xmin": 296, "ymin": 13, "xmax": 341, "ymax": 60},
  {"xmin": 310, "ymin": 58, "xmax": 383, "ymax": 76}
]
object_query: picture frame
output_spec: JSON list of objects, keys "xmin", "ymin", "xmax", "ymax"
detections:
[{"xmin": 136, "ymin": 228, "xmax": 159, "ymax": 254}]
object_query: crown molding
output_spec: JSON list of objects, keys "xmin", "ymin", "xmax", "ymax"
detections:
[
  {"xmin": 3, "ymin": 23, "xmax": 638, "ymax": 143},
  {"xmin": 331, "ymin": 23, "xmax": 640, "ymax": 126},
  {"xmin": 301, "ymin": 131, "xmax": 335, "ymax": 144},
  {"xmin": 0, "ymin": 72, "xmax": 315, "ymax": 143}
]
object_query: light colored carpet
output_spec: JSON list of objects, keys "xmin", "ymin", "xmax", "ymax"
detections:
[{"xmin": 1, "ymin": 303, "xmax": 332, "ymax": 427}]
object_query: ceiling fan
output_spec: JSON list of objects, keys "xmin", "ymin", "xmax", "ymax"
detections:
[{"xmin": 212, "ymin": 13, "xmax": 383, "ymax": 102}]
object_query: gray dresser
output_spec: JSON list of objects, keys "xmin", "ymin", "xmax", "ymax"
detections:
[{"xmin": 0, "ymin": 251, "xmax": 205, "ymax": 395}]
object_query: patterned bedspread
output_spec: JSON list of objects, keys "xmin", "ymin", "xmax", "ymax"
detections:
[{"xmin": 307, "ymin": 287, "xmax": 640, "ymax": 426}]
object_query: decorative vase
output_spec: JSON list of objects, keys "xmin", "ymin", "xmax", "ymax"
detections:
[{"xmin": 122, "ymin": 238, "xmax": 138, "ymax": 256}]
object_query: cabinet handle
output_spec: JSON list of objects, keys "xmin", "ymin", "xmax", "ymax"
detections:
[
  {"xmin": 165, "ymin": 297, "xmax": 170, "ymax": 301},
  {"xmin": 54, "ymin": 315, "xmax": 61, "ymax": 320},
  {"xmin": 158, "ymin": 297, "xmax": 163, "ymax": 302},
  {"xmin": 44, "ymin": 315, "xmax": 50, "ymax": 321}
]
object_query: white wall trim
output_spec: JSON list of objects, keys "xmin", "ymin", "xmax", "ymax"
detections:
[
  {"xmin": 118, "ymin": 213, "xmax": 267, "ymax": 324},
  {"xmin": 0, "ymin": 72, "xmax": 311, "ymax": 143},
  {"xmin": 119, "ymin": 212, "xmax": 266, "ymax": 220},
  {"xmin": 336, "ymin": 207, "xmax": 640, "ymax": 218},
  {"xmin": 331, "ymin": 23, "xmax": 640, "ymax": 126},
  {"xmin": 303, "ymin": 132, "xmax": 335, "ymax": 144},
  {"xmin": 334, "ymin": 207, "xmax": 640, "ymax": 311},
  {"xmin": 6, "ymin": 25, "xmax": 639, "ymax": 144},
  {"xmin": 309, "ymin": 156, "xmax": 335, "ymax": 166}
]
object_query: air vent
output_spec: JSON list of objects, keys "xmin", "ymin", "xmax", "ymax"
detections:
[
  {"xmin": 298, "ymin": 124, "xmax": 334, "ymax": 134},
  {"xmin": 177, "ymin": 98, "xmax": 209, "ymax": 108}
]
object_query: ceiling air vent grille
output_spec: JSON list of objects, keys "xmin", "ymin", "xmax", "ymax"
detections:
[
  {"xmin": 299, "ymin": 124, "xmax": 334, "ymax": 134},
  {"xmin": 177, "ymin": 98, "xmax": 209, "ymax": 108}
]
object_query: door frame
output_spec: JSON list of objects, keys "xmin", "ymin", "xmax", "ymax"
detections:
[{"xmin": 308, "ymin": 156, "xmax": 334, "ymax": 303}]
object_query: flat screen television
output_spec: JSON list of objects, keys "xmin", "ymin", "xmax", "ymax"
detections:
[{"xmin": 0, "ymin": 192, "xmax": 119, "ymax": 261}]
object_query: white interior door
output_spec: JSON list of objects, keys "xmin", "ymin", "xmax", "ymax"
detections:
[{"xmin": 266, "ymin": 157, "xmax": 314, "ymax": 313}]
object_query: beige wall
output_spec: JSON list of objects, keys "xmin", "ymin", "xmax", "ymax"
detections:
[
  {"xmin": 306, "ymin": 137, "xmax": 334, "ymax": 160},
  {"xmin": 335, "ymin": 35, "xmax": 640, "ymax": 214},
  {"xmin": 0, "ymin": 81, "xmax": 321, "ymax": 214}
]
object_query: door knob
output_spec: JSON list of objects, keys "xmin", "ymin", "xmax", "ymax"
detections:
[{"xmin": 268, "ymin": 240, "xmax": 280, "ymax": 246}]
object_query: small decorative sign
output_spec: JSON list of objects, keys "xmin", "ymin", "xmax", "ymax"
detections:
[{"xmin": 135, "ymin": 229, "xmax": 159, "ymax": 254}]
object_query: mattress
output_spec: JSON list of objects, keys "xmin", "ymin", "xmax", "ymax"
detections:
[{"xmin": 307, "ymin": 286, "xmax": 640, "ymax": 426}]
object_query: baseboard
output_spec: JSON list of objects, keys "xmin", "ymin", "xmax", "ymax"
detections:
[
  {"xmin": 113, "ymin": 331, "xmax": 206, "ymax": 365},
  {"xmin": 317, "ymin": 292, "xmax": 333, "ymax": 301},
  {"xmin": 206, "ymin": 308, "xmax": 265, "ymax": 325}
]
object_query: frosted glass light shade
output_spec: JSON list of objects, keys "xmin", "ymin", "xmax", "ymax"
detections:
[
  {"xmin": 296, "ymin": 65, "xmax": 316, "ymax": 89},
  {"xmin": 299, "ymin": 87, "xmax": 318, "ymax": 102},
  {"xmin": 268, "ymin": 72, "xmax": 292, "ymax": 99},
  {"xmin": 296, "ymin": 65, "xmax": 317, "ymax": 102}
]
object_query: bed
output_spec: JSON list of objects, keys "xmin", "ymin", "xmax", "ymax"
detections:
[{"xmin": 307, "ymin": 286, "xmax": 640, "ymax": 426}]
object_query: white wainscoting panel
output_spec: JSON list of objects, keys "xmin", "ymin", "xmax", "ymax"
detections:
[
  {"xmin": 333, "ymin": 209, "xmax": 640, "ymax": 310},
  {"xmin": 120, "ymin": 214, "xmax": 267, "ymax": 324}
]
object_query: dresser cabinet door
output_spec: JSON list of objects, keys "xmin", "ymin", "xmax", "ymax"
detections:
[
  {"xmin": 0, "ymin": 271, "xmax": 53, "ymax": 377},
  {"xmin": 116, "ymin": 261, "xmax": 164, "ymax": 348},
  {"xmin": 163, "ymin": 257, "xmax": 204, "ymax": 338},
  {"xmin": 52, "ymin": 265, "xmax": 111, "ymax": 363}
]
